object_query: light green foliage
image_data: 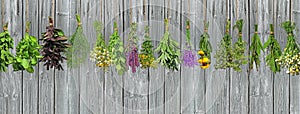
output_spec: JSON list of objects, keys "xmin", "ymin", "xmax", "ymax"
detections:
[
  {"xmin": 0, "ymin": 23, "xmax": 14, "ymax": 72},
  {"xmin": 249, "ymin": 24, "xmax": 263, "ymax": 71},
  {"xmin": 199, "ymin": 22, "xmax": 212, "ymax": 59}
]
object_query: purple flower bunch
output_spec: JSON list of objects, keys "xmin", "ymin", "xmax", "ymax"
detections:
[
  {"xmin": 183, "ymin": 49, "xmax": 198, "ymax": 67},
  {"xmin": 126, "ymin": 47, "xmax": 140, "ymax": 73}
]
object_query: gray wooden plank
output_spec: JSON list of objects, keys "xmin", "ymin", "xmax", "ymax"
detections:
[
  {"xmin": 104, "ymin": 0, "xmax": 124, "ymax": 113},
  {"xmin": 229, "ymin": 0, "xmax": 250, "ymax": 113},
  {"xmin": 290, "ymin": 0, "xmax": 300, "ymax": 113},
  {"xmin": 22, "ymin": 0, "xmax": 40, "ymax": 113},
  {"xmin": 205, "ymin": 0, "xmax": 229, "ymax": 113},
  {"xmin": 148, "ymin": 0, "xmax": 165, "ymax": 113},
  {"xmin": 123, "ymin": 0, "xmax": 149, "ymax": 113},
  {"xmin": 248, "ymin": 0, "xmax": 274, "ymax": 114},
  {"xmin": 79, "ymin": 0, "xmax": 103, "ymax": 113},
  {"xmin": 38, "ymin": 0, "xmax": 55, "ymax": 113},
  {"xmin": 273, "ymin": 0, "xmax": 290, "ymax": 114},
  {"xmin": 194, "ymin": 0, "xmax": 206, "ymax": 113}
]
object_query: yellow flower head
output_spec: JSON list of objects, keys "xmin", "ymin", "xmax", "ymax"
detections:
[
  {"xmin": 198, "ymin": 50, "xmax": 205, "ymax": 56},
  {"xmin": 201, "ymin": 63, "xmax": 210, "ymax": 69},
  {"xmin": 202, "ymin": 57, "xmax": 210, "ymax": 63}
]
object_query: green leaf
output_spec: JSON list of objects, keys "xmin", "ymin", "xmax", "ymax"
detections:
[
  {"xmin": 26, "ymin": 66, "xmax": 34, "ymax": 73},
  {"xmin": 21, "ymin": 59, "xmax": 30, "ymax": 69}
]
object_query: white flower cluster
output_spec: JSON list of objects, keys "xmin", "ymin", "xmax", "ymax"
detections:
[
  {"xmin": 90, "ymin": 47, "xmax": 112, "ymax": 68},
  {"xmin": 276, "ymin": 49, "xmax": 300, "ymax": 75}
]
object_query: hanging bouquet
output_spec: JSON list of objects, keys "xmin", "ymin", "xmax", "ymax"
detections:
[
  {"xmin": 231, "ymin": 19, "xmax": 247, "ymax": 72},
  {"xmin": 125, "ymin": 23, "xmax": 140, "ymax": 73},
  {"xmin": 13, "ymin": 22, "xmax": 42, "ymax": 73},
  {"xmin": 198, "ymin": 22, "xmax": 211, "ymax": 69},
  {"xmin": 66, "ymin": 14, "xmax": 89, "ymax": 68},
  {"xmin": 0, "ymin": 23, "xmax": 14, "ymax": 72},
  {"xmin": 90, "ymin": 21, "xmax": 112, "ymax": 70},
  {"xmin": 276, "ymin": 21, "xmax": 300, "ymax": 75},
  {"xmin": 215, "ymin": 20, "xmax": 236, "ymax": 69},
  {"xmin": 139, "ymin": 26, "xmax": 156, "ymax": 69},
  {"xmin": 155, "ymin": 19, "xmax": 181, "ymax": 71},
  {"xmin": 108, "ymin": 22, "xmax": 126, "ymax": 75},
  {"xmin": 263, "ymin": 24, "xmax": 281, "ymax": 73},
  {"xmin": 249, "ymin": 24, "xmax": 263, "ymax": 71},
  {"xmin": 182, "ymin": 20, "xmax": 198, "ymax": 67},
  {"xmin": 40, "ymin": 17, "xmax": 70, "ymax": 70}
]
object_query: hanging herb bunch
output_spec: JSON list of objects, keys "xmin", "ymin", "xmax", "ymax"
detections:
[
  {"xmin": 40, "ymin": 17, "xmax": 70, "ymax": 70},
  {"xmin": 108, "ymin": 22, "xmax": 126, "ymax": 75},
  {"xmin": 90, "ymin": 21, "xmax": 112, "ymax": 70},
  {"xmin": 125, "ymin": 23, "xmax": 140, "ymax": 73},
  {"xmin": 198, "ymin": 22, "xmax": 212, "ymax": 69},
  {"xmin": 232, "ymin": 19, "xmax": 248, "ymax": 72},
  {"xmin": 155, "ymin": 19, "xmax": 181, "ymax": 71},
  {"xmin": 276, "ymin": 21, "xmax": 300, "ymax": 75},
  {"xmin": 263, "ymin": 24, "xmax": 281, "ymax": 73},
  {"xmin": 66, "ymin": 14, "xmax": 89, "ymax": 68},
  {"xmin": 182, "ymin": 20, "xmax": 198, "ymax": 67},
  {"xmin": 249, "ymin": 24, "xmax": 263, "ymax": 71},
  {"xmin": 215, "ymin": 20, "xmax": 236, "ymax": 69},
  {"xmin": 13, "ymin": 22, "xmax": 42, "ymax": 73},
  {"xmin": 139, "ymin": 26, "xmax": 156, "ymax": 69},
  {"xmin": 0, "ymin": 23, "xmax": 14, "ymax": 72}
]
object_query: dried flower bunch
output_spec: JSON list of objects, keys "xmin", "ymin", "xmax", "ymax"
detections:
[
  {"xmin": 90, "ymin": 21, "xmax": 112, "ymax": 70},
  {"xmin": 40, "ymin": 17, "xmax": 70, "ymax": 70},
  {"xmin": 198, "ymin": 22, "xmax": 211, "ymax": 69},
  {"xmin": 249, "ymin": 24, "xmax": 263, "ymax": 71},
  {"xmin": 263, "ymin": 24, "xmax": 281, "ymax": 73},
  {"xmin": 0, "ymin": 23, "xmax": 14, "ymax": 72},
  {"xmin": 155, "ymin": 19, "xmax": 181, "ymax": 71},
  {"xmin": 13, "ymin": 22, "xmax": 42, "ymax": 73},
  {"xmin": 125, "ymin": 23, "xmax": 140, "ymax": 73},
  {"xmin": 139, "ymin": 26, "xmax": 156, "ymax": 69},
  {"xmin": 108, "ymin": 22, "xmax": 126, "ymax": 75},
  {"xmin": 66, "ymin": 14, "xmax": 89, "ymax": 68},
  {"xmin": 276, "ymin": 21, "xmax": 300, "ymax": 75},
  {"xmin": 232, "ymin": 19, "xmax": 247, "ymax": 72},
  {"xmin": 182, "ymin": 20, "xmax": 198, "ymax": 67}
]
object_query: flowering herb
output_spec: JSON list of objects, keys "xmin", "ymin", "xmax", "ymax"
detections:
[
  {"xmin": 182, "ymin": 20, "xmax": 198, "ymax": 67},
  {"xmin": 263, "ymin": 24, "xmax": 281, "ymax": 73},
  {"xmin": 139, "ymin": 26, "xmax": 156, "ymax": 68},
  {"xmin": 13, "ymin": 22, "xmax": 42, "ymax": 73},
  {"xmin": 249, "ymin": 24, "xmax": 263, "ymax": 71},
  {"xmin": 40, "ymin": 17, "xmax": 70, "ymax": 70},
  {"xmin": 66, "ymin": 14, "xmax": 89, "ymax": 68},
  {"xmin": 90, "ymin": 21, "xmax": 112, "ymax": 70},
  {"xmin": 155, "ymin": 19, "xmax": 181, "ymax": 71},
  {"xmin": 0, "ymin": 23, "xmax": 14, "ymax": 72},
  {"xmin": 108, "ymin": 22, "xmax": 126, "ymax": 76},
  {"xmin": 276, "ymin": 21, "xmax": 300, "ymax": 75},
  {"xmin": 125, "ymin": 23, "xmax": 140, "ymax": 73},
  {"xmin": 215, "ymin": 20, "xmax": 236, "ymax": 69},
  {"xmin": 198, "ymin": 22, "xmax": 211, "ymax": 69},
  {"xmin": 232, "ymin": 19, "xmax": 247, "ymax": 72}
]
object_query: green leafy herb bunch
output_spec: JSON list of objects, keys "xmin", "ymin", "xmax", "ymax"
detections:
[
  {"xmin": 139, "ymin": 26, "xmax": 156, "ymax": 69},
  {"xmin": 249, "ymin": 24, "xmax": 263, "ymax": 71},
  {"xmin": 198, "ymin": 22, "xmax": 212, "ymax": 69},
  {"xmin": 40, "ymin": 17, "xmax": 70, "ymax": 70},
  {"xmin": 276, "ymin": 21, "xmax": 300, "ymax": 75},
  {"xmin": 66, "ymin": 14, "xmax": 90, "ymax": 68},
  {"xmin": 232, "ymin": 19, "xmax": 247, "ymax": 72},
  {"xmin": 0, "ymin": 23, "xmax": 14, "ymax": 72},
  {"xmin": 263, "ymin": 24, "xmax": 281, "ymax": 73},
  {"xmin": 155, "ymin": 19, "xmax": 181, "ymax": 71},
  {"xmin": 108, "ymin": 22, "xmax": 126, "ymax": 75},
  {"xmin": 90, "ymin": 21, "xmax": 112, "ymax": 70},
  {"xmin": 13, "ymin": 22, "xmax": 42, "ymax": 73}
]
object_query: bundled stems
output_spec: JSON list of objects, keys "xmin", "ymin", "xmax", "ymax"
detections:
[
  {"xmin": 232, "ymin": 19, "xmax": 247, "ymax": 72},
  {"xmin": 263, "ymin": 24, "xmax": 281, "ymax": 73},
  {"xmin": 125, "ymin": 23, "xmax": 140, "ymax": 73},
  {"xmin": 0, "ymin": 23, "xmax": 14, "ymax": 72},
  {"xmin": 139, "ymin": 26, "xmax": 156, "ymax": 69},
  {"xmin": 249, "ymin": 24, "xmax": 263, "ymax": 71},
  {"xmin": 198, "ymin": 22, "xmax": 211, "ymax": 69},
  {"xmin": 183, "ymin": 20, "xmax": 198, "ymax": 67}
]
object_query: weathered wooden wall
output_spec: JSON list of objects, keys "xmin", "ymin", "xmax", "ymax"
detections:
[{"xmin": 0, "ymin": 0, "xmax": 300, "ymax": 114}]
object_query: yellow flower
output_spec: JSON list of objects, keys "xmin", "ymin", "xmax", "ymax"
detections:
[
  {"xmin": 198, "ymin": 50, "xmax": 205, "ymax": 56},
  {"xmin": 202, "ymin": 57, "xmax": 210, "ymax": 63},
  {"xmin": 201, "ymin": 64, "xmax": 210, "ymax": 69}
]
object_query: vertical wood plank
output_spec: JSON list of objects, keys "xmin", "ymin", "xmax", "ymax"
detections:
[
  {"xmin": 148, "ymin": 0, "xmax": 165, "ymax": 113},
  {"xmin": 273, "ymin": 0, "xmax": 290, "ymax": 114},
  {"xmin": 290, "ymin": 0, "xmax": 300, "ymax": 113},
  {"xmin": 229, "ymin": 0, "xmax": 250, "ymax": 113},
  {"xmin": 22, "ymin": 0, "xmax": 39, "ymax": 113},
  {"xmin": 123, "ymin": 0, "xmax": 149, "ymax": 113},
  {"xmin": 205, "ymin": 0, "xmax": 229, "ymax": 113},
  {"xmin": 38, "ymin": 0, "xmax": 55, "ymax": 113},
  {"xmin": 104, "ymin": 0, "xmax": 124, "ymax": 113},
  {"xmin": 249, "ymin": 0, "xmax": 274, "ymax": 113}
]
